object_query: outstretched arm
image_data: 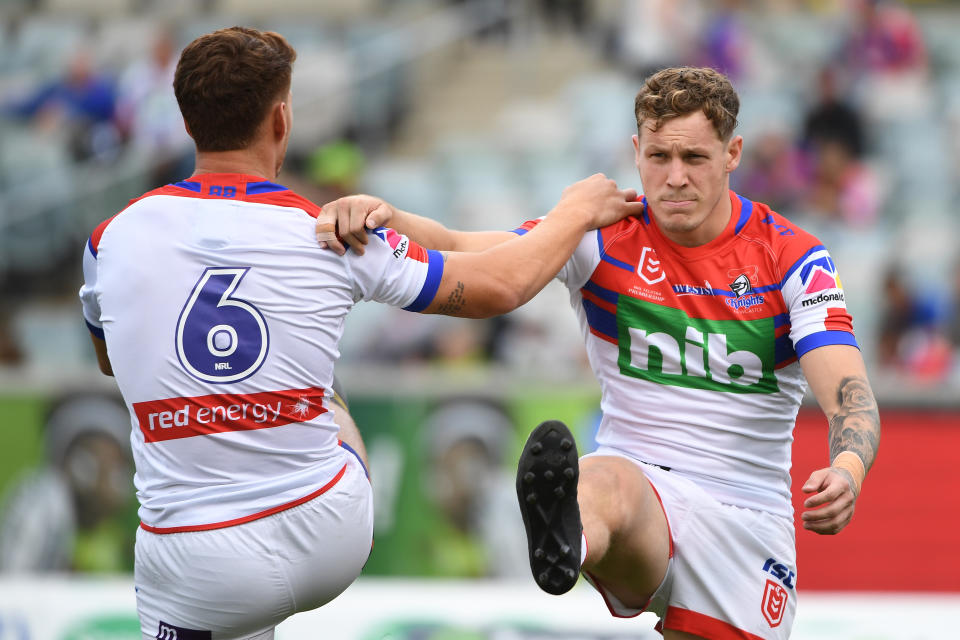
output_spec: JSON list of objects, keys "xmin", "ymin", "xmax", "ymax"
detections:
[
  {"xmin": 317, "ymin": 195, "xmax": 517, "ymax": 255},
  {"xmin": 392, "ymin": 174, "xmax": 644, "ymax": 318},
  {"xmin": 423, "ymin": 174, "xmax": 644, "ymax": 317},
  {"xmin": 798, "ymin": 344, "xmax": 880, "ymax": 534}
]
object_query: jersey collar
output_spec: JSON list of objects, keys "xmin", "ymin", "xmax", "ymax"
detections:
[{"xmin": 172, "ymin": 173, "xmax": 290, "ymax": 198}]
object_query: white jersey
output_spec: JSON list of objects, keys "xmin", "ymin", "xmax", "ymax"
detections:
[
  {"xmin": 514, "ymin": 192, "xmax": 857, "ymax": 518},
  {"xmin": 79, "ymin": 173, "xmax": 443, "ymax": 532}
]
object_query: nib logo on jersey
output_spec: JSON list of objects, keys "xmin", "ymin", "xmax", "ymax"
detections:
[
  {"xmin": 616, "ymin": 298, "xmax": 778, "ymax": 394},
  {"xmin": 800, "ymin": 255, "xmax": 845, "ymax": 307}
]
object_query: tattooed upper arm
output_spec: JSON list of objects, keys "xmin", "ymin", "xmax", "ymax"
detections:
[
  {"xmin": 828, "ymin": 375, "xmax": 880, "ymax": 471},
  {"xmin": 434, "ymin": 281, "xmax": 466, "ymax": 315}
]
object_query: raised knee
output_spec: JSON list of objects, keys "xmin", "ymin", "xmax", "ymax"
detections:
[{"xmin": 579, "ymin": 456, "xmax": 649, "ymax": 519}]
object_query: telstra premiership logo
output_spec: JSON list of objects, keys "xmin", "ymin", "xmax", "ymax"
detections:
[{"xmin": 616, "ymin": 298, "xmax": 779, "ymax": 394}]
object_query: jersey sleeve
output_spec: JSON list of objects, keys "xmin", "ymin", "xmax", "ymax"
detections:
[
  {"xmin": 780, "ymin": 245, "xmax": 858, "ymax": 358},
  {"xmin": 78, "ymin": 236, "xmax": 104, "ymax": 339},
  {"xmin": 509, "ymin": 217, "xmax": 598, "ymax": 289},
  {"xmin": 344, "ymin": 226, "xmax": 444, "ymax": 311}
]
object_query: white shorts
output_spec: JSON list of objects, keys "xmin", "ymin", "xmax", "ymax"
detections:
[
  {"xmin": 583, "ymin": 448, "xmax": 797, "ymax": 639},
  {"xmin": 134, "ymin": 454, "xmax": 372, "ymax": 640}
]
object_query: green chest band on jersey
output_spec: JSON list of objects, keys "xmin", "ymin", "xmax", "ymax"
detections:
[{"xmin": 615, "ymin": 297, "xmax": 780, "ymax": 395}]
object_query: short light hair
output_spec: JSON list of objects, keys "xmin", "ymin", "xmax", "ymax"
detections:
[
  {"xmin": 634, "ymin": 66, "xmax": 740, "ymax": 141},
  {"xmin": 174, "ymin": 26, "xmax": 296, "ymax": 152}
]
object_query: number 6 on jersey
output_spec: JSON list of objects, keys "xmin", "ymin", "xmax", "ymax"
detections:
[{"xmin": 176, "ymin": 267, "xmax": 269, "ymax": 383}]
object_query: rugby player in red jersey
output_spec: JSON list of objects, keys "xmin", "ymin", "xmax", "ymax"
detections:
[{"xmin": 319, "ymin": 66, "xmax": 880, "ymax": 640}]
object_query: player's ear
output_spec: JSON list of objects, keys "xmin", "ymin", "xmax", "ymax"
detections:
[
  {"xmin": 632, "ymin": 134, "xmax": 641, "ymax": 168},
  {"xmin": 725, "ymin": 135, "xmax": 743, "ymax": 173},
  {"xmin": 272, "ymin": 100, "xmax": 288, "ymax": 141}
]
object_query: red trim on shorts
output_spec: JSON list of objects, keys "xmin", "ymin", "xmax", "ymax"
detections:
[
  {"xmin": 584, "ymin": 570, "xmax": 648, "ymax": 619},
  {"xmin": 139, "ymin": 464, "xmax": 347, "ymax": 533},
  {"xmin": 584, "ymin": 468, "xmax": 674, "ymax": 619},
  {"xmin": 645, "ymin": 475, "xmax": 673, "ymax": 559},
  {"xmin": 665, "ymin": 607, "xmax": 765, "ymax": 640}
]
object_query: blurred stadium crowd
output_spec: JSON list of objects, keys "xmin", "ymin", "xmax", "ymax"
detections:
[{"xmin": 2, "ymin": 0, "xmax": 960, "ymax": 395}]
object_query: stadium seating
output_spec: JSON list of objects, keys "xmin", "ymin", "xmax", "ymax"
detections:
[{"xmin": 1, "ymin": 0, "xmax": 959, "ymax": 384}]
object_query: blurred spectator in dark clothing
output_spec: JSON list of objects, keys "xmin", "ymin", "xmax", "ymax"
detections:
[
  {"xmin": 877, "ymin": 267, "xmax": 950, "ymax": 382},
  {"xmin": 3, "ymin": 47, "xmax": 120, "ymax": 162},
  {"xmin": 797, "ymin": 66, "xmax": 881, "ymax": 226},
  {"xmin": 801, "ymin": 67, "xmax": 867, "ymax": 159}
]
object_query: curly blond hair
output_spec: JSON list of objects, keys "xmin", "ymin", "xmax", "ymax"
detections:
[{"xmin": 634, "ymin": 67, "xmax": 740, "ymax": 141}]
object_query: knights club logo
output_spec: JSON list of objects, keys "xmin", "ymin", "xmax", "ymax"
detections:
[
  {"xmin": 730, "ymin": 274, "xmax": 752, "ymax": 297},
  {"xmin": 762, "ymin": 579, "xmax": 788, "ymax": 628},
  {"xmin": 727, "ymin": 265, "xmax": 759, "ymax": 297},
  {"xmin": 637, "ymin": 247, "xmax": 665, "ymax": 285}
]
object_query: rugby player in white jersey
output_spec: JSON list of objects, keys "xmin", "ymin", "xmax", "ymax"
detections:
[
  {"xmin": 317, "ymin": 67, "xmax": 881, "ymax": 639},
  {"xmin": 79, "ymin": 27, "xmax": 644, "ymax": 640}
]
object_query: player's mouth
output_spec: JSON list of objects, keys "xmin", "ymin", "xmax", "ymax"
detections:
[{"xmin": 661, "ymin": 198, "xmax": 696, "ymax": 210}]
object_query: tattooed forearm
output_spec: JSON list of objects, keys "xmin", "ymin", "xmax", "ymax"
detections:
[
  {"xmin": 828, "ymin": 376, "xmax": 880, "ymax": 471},
  {"xmin": 435, "ymin": 281, "xmax": 466, "ymax": 315}
]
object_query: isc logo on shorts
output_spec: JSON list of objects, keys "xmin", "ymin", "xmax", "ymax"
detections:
[
  {"xmin": 156, "ymin": 621, "xmax": 212, "ymax": 640},
  {"xmin": 760, "ymin": 556, "xmax": 794, "ymax": 628}
]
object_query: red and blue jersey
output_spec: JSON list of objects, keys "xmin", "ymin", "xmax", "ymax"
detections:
[
  {"xmin": 514, "ymin": 191, "xmax": 856, "ymax": 517},
  {"xmin": 80, "ymin": 173, "xmax": 442, "ymax": 532}
]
